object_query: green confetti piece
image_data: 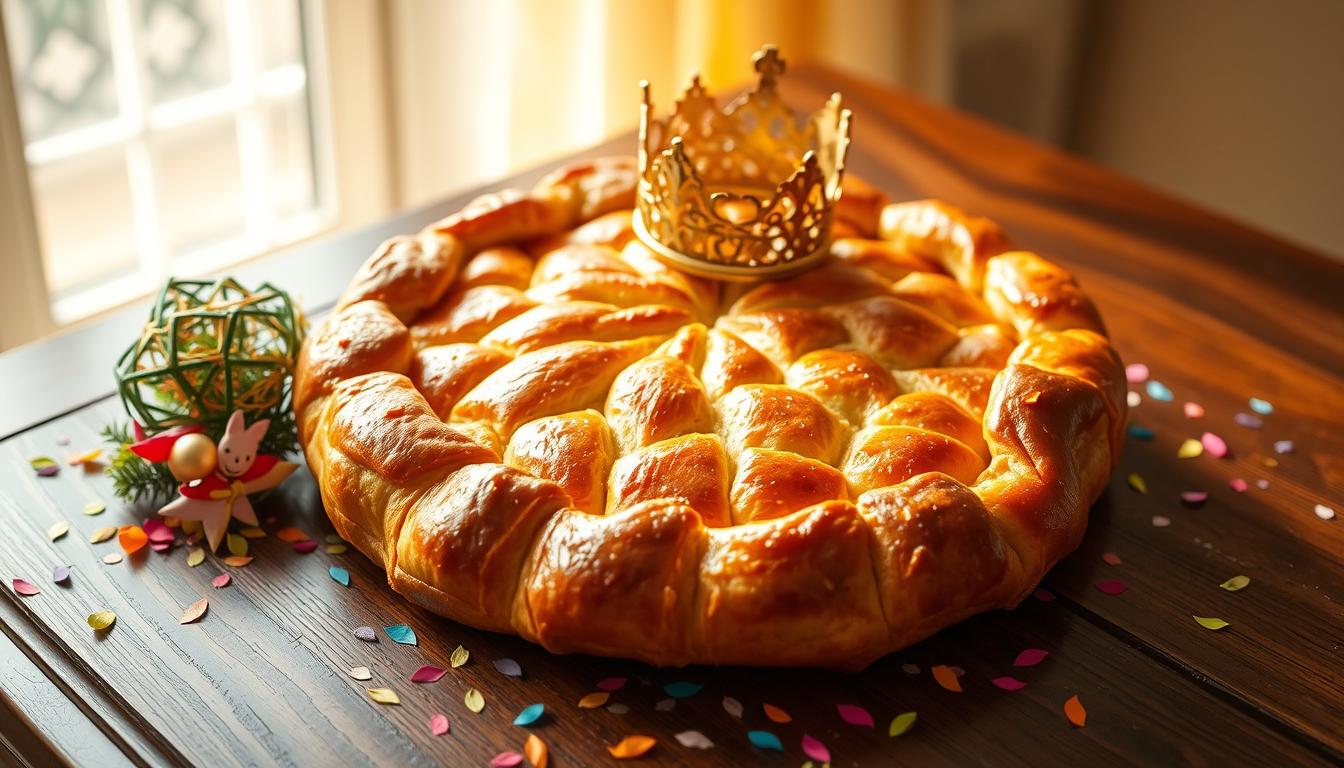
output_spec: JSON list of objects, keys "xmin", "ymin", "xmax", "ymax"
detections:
[
  {"xmin": 1219, "ymin": 575, "xmax": 1250, "ymax": 592},
  {"xmin": 888, "ymin": 711, "xmax": 918, "ymax": 737}
]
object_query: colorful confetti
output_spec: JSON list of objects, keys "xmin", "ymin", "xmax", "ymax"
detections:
[
  {"xmin": 116, "ymin": 525, "xmax": 147, "ymax": 553},
  {"xmin": 654, "ymin": 698, "xmax": 675, "ymax": 712},
  {"xmin": 348, "ymin": 666, "xmax": 372, "ymax": 681},
  {"xmin": 1183, "ymin": 402, "xmax": 1204, "ymax": 419},
  {"xmin": 212, "ymin": 573, "xmax": 232, "ymax": 588},
  {"xmin": 178, "ymin": 597, "xmax": 208, "ymax": 624},
  {"xmin": 353, "ymin": 626, "xmax": 377, "ymax": 642},
  {"xmin": 1249, "ymin": 397, "xmax": 1274, "ymax": 415},
  {"xmin": 102, "ymin": 553, "xmax": 124, "ymax": 565},
  {"xmin": 1274, "ymin": 440, "xmax": 1294, "ymax": 454},
  {"xmin": 608, "ymin": 735, "xmax": 656, "ymax": 759},
  {"xmin": 429, "ymin": 713, "xmax": 449, "ymax": 736},
  {"xmin": 52, "ymin": 565, "xmax": 70, "ymax": 584},
  {"xmin": 1102, "ymin": 552, "xmax": 1123, "ymax": 565},
  {"xmin": 597, "ymin": 676, "xmax": 627, "ymax": 692},
  {"xmin": 1180, "ymin": 491, "xmax": 1208, "ymax": 506},
  {"xmin": 186, "ymin": 547, "xmax": 206, "ymax": 567},
  {"xmin": 606, "ymin": 703, "xmax": 630, "ymax": 715},
  {"xmin": 1095, "ymin": 579, "xmax": 1128, "ymax": 595},
  {"xmin": 837, "ymin": 703, "xmax": 875, "ymax": 726},
  {"xmin": 385, "ymin": 624, "xmax": 417, "ymax": 645},
  {"xmin": 489, "ymin": 752, "xmax": 523, "ymax": 768},
  {"xmin": 12, "ymin": 578, "xmax": 40, "ymax": 596},
  {"xmin": 722, "ymin": 696, "xmax": 743, "ymax": 718},
  {"xmin": 1064, "ymin": 695, "xmax": 1086, "ymax": 727},
  {"xmin": 31, "ymin": 456, "xmax": 59, "ymax": 477},
  {"xmin": 513, "ymin": 703, "xmax": 544, "ymax": 726},
  {"xmin": 577, "ymin": 692, "xmax": 609, "ymax": 709},
  {"xmin": 326, "ymin": 544, "xmax": 348, "ymax": 555},
  {"xmin": 1229, "ymin": 478, "xmax": 1248, "ymax": 493},
  {"xmin": 931, "ymin": 665, "xmax": 962, "ymax": 692},
  {"xmin": 450, "ymin": 644, "xmax": 468, "ymax": 666},
  {"xmin": 292, "ymin": 540, "xmax": 318, "ymax": 554},
  {"xmin": 801, "ymin": 734, "xmax": 831, "ymax": 763},
  {"xmin": 1177, "ymin": 439, "xmax": 1204, "ymax": 459},
  {"xmin": 494, "ymin": 658, "xmax": 523, "ymax": 677},
  {"xmin": 1152, "ymin": 515, "xmax": 1172, "ymax": 528},
  {"xmin": 329, "ymin": 566, "xmax": 350, "ymax": 586},
  {"xmin": 48, "ymin": 521, "xmax": 69, "ymax": 541},
  {"xmin": 1316, "ymin": 504, "xmax": 1337, "ymax": 521},
  {"xmin": 1127, "ymin": 473, "xmax": 1147, "ymax": 494},
  {"xmin": 367, "ymin": 688, "xmax": 400, "ymax": 705},
  {"xmin": 1125, "ymin": 363, "xmax": 1149, "ymax": 383},
  {"xmin": 1234, "ymin": 412, "xmax": 1263, "ymax": 429},
  {"xmin": 222, "ymin": 556, "xmax": 253, "ymax": 567},
  {"xmin": 1146, "ymin": 380, "xmax": 1173, "ymax": 401},
  {"xmin": 663, "ymin": 681, "xmax": 702, "ymax": 698},
  {"xmin": 89, "ymin": 526, "xmax": 116, "ymax": 544},
  {"xmin": 746, "ymin": 731, "xmax": 783, "ymax": 752},
  {"xmin": 763, "ymin": 703, "xmax": 792, "ymax": 723},
  {"xmin": 991, "ymin": 676, "xmax": 1026, "ymax": 691},
  {"xmin": 888, "ymin": 711, "xmax": 918, "ymax": 737},
  {"xmin": 239, "ymin": 527, "xmax": 266, "ymax": 539},
  {"xmin": 1014, "ymin": 648, "xmax": 1049, "ymax": 667},
  {"xmin": 87, "ymin": 610, "xmax": 116, "ymax": 631},
  {"xmin": 675, "ymin": 730, "xmax": 714, "ymax": 749},
  {"xmin": 464, "ymin": 688, "xmax": 486, "ymax": 713},
  {"xmin": 410, "ymin": 665, "xmax": 446, "ymax": 683},
  {"xmin": 524, "ymin": 734, "xmax": 547, "ymax": 768},
  {"xmin": 1220, "ymin": 575, "xmax": 1250, "ymax": 591},
  {"xmin": 1126, "ymin": 391, "xmax": 1141, "ymax": 407},
  {"xmin": 1126, "ymin": 425, "xmax": 1154, "ymax": 441},
  {"xmin": 1201, "ymin": 432, "xmax": 1229, "ymax": 458},
  {"xmin": 82, "ymin": 501, "xmax": 106, "ymax": 516},
  {"xmin": 276, "ymin": 527, "xmax": 309, "ymax": 542},
  {"xmin": 1194, "ymin": 616, "xmax": 1230, "ymax": 630}
]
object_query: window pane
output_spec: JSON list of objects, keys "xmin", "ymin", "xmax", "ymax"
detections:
[
  {"xmin": 152, "ymin": 117, "xmax": 244, "ymax": 255},
  {"xmin": 2, "ymin": 0, "xmax": 119, "ymax": 143},
  {"xmin": 142, "ymin": 0, "xmax": 229, "ymax": 107},
  {"xmin": 256, "ymin": 0, "xmax": 303, "ymax": 70},
  {"xmin": 31, "ymin": 148, "xmax": 138, "ymax": 295},
  {"xmin": 265, "ymin": 97, "xmax": 316, "ymax": 218}
]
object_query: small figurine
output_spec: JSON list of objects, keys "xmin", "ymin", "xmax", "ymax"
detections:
[{"xmin": 157, "ymin": 410, "xmax": 298, "ymax": 551}]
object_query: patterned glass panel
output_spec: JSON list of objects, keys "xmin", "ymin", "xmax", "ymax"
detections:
[
  {"xmin": 3, "ymin": 0, "xmax": 118, "ymax": 142},
  {"xmin": 141, "ymin": 0, "xmax": 229, "ymax": 106}
]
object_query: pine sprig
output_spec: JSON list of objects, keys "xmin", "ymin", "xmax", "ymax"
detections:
[{"xmin": 101, "ymin": 422, "xmax": 177, "ymax": 504}]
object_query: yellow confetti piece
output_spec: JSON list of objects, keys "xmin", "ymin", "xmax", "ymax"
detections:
[
  {"xmin": 239, "ymin": 526, "xmax": 267, "ymax": 539},
  {"xmin": 226, "ymin": 534, "xmax": 248, "ymax": 557},
  {"xmin": 102, "ymin": 552, "xmax": 123, "ymax": 565},
  {"xmin": 179, "ymin": 597, "xmax": 208, "ymax": 624},
  {"xmin": 607, "ymin": 735, "xmax": 656, "ymax": 759},
  {"xmin": 888, "ymin": 711, "xmax": 917, "ymax": 737},
  {"xmin": 578, "ymin": 692, "xmax": 610, "ymax": 709},
  {"xmin": 1064, "ymin": 695, "xmax": 1086, "ymax": 727},
  {"xmin": 368, "ymin": 688, "xmax": 401, "ymax": 705},
  {"xmin": 82, "ymin": 501, "xmax": 106, "ymax": 516},
  {"xmin": 186, "ymin": 547, "xmax": 206, "ymax": 567},
  {"xmin": 1194, "ymin": 616, "xmax": 1230, "ymax": 630},
  {"xmin": 326, "ymin": 544, "xmax": 348, "ymax": 555},
  {"xmin": 450, "ymin": 644, "xmax": 469, "ymax": 668},
  {"xmin": 931, "ymin": 664, "xmax": 962, "ymax": 692},
  {"xmin": 1219, "ymin": 575, "xmax": 1250, "ymax": 592},
  {"xmin": 1127, "ymin": 473, "xmax": 1146, "ymax": 494},
  {"xmin": 68, "ymin": 449, "xmax": 102, "ymax": 466},
  {"xmin": 48, "ymin": 521, "xmax": 69, "ymax": 541},
  {"xmin": 464, "ymin": 688, "xmax": 485, "ymax": 713},
  {"xmin": 89, "ymin": 526, "xmax": 117, "ymax": 544},
  {"xmin": 1177, "ymin": 439, "xmax": 1203, "ymax": 459},
  {"xmin": 221, "ymin": 555, "xmax": 253, "ymax": 567},
  {"xmin": 324, "ymin": 533, "xmax": 344, "ymax": 544},
  {"xmin": 525, "ymin": 734, "xmax": 548, "ymax": 768},
  {"xmin": 87, "ymin": 610, "xmax": 116, "ymax": 631},
  {"xmin": 763, "ymin": 703, "xmax": 792, "ymax": 723}
]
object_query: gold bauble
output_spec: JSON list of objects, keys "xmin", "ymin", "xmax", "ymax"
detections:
[{"xmin": 168, "ymin": 433, "xmax": 217, "ymax": 482}]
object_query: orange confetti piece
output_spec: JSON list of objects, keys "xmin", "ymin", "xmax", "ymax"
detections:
[
  {"xmin": 762, "ymin": 703, "xmax": 792, "ymax": 723},
  {"xmin": 118, "ymin": 525, "xmax": 148, "ymax": 554},
  {"xmin": 276, "ymin": 527, "xmax": 310, "ymax": 543},
  {"xmin": 525, "ymin": 734, "xmax": 548, "ymax": 768},
  {"xmin": 607, "ymin": 735, "xmax": 656, "ymax": 759},
  {"xmin": 932, "ymin": 664, "xmax": 962, "ymax": 692},
  {"xmin": 67, "ymin": 448, "xmax": 102, "ymax": 466},
  {"xmin": 577, "ymin": 691, "xmax": 610, "ymax": 709},
  {"xmin": 222, "ymin": 555, "xmax": 253, "ymax": 567},
  {"xmin": 1064, "ymin": 695, "xmax": 1086, "ymax": 727}
]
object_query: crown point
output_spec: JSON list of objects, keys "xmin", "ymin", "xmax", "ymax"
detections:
[{"xmin": 753, "ymin": 45, "xmax": 786, "ymax": 87}]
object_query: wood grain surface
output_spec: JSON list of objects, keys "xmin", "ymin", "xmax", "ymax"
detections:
[{"xmin": 1, "ymin": 63, "xmax": 1341, "ymax": 767}]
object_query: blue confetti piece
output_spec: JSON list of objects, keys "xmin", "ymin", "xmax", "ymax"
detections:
[
  {"xmin": 384, "ymin": 624, "xmax": 417, "ymax": 645},
  {"xmin": 1145, "ymin": 380, "xmax": 1173, "ymax": 402},
  {"xmin": 513, "ymin": 703, "xmax": 544, "ymax": 726},
  {"xmin": 1249, "ymin": 397, "xmax": 1274, "ymax": 415},
  {"xmin": 747, "ymin": 730, "xmax": 784, "ymax": 751},
  {"xmin": 663, "ymin": 681, "xmax": 703, "ymax": 698},
  {"xmin": 1126, "ymin": 425, "xmax": 1155, "ymax": 441},
  {"xmin": 328, "ymin": 566, "xmax": 350, "ymax": 586}
]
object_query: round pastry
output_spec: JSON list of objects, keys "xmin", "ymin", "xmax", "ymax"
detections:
[{"xmin": 294, "ymin": 156, "xmax": 1125, "ymax": 669}]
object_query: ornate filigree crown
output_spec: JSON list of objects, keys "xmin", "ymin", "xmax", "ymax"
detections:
[{"xmin": 634, "ymin": 46, "xmax": 851, "ymax": 281}]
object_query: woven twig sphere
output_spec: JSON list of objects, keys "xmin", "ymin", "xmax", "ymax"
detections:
[{"xmin": 115, "ymin": 278, "xmax": 302, "ymax": 437}]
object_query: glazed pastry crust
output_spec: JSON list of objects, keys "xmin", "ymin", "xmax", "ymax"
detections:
[{"xmin": 296, "ymin": 158, "xmax": 1125, "ymax": 669}]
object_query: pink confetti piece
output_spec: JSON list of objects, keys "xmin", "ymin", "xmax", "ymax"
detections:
[
  {"xmin": 1014, "ymin": 648, "xmax": 1049, "ymax": 667},
  {"xmin": 12, "ymin": 578, "xmax": 40, "ymax": 596},
  {"xmin": 1229, "ymin": 478, "xmax": 1248, "ymax": 493},
  {"xmin": 429, "ymin": 714, "xmax": 449, "ymax": 736},
  {"xmin": 1183, "ymin": 402, "xmax": 1204, "ymax": 418},
  {"xmin": 150, "ymin": 541, "xmax": 172, "ymax": 553},
  {"xmin": 1181, "ymin": 491, "xmax": 1209, "ymax": 506},
  {"xmin": 410, "ymin": 665, "xmax": 446, "ymax": 683},
  {"xmin": 211, "ymin": 573, "xmax": 231, "ymax": 588},
  {"xmin": 596, "ymin": 676, "xmax": 627, "ymax": 692},
  {"xmin": 801, "ymin": 734, "xmax": 831, "ymax": 763},
  {"xmin": 836, "ymin": 703, "xmax": 875, "ymax": 727},
  {"xmin": 1200, "ymin": 432, "xmax": 1228, "ymax": 458},
  {"xmin": 144, "ymin": 518, "xmax": 174, "ymax": 543},
  {"xmin": 991, "ymin": 676, "xmax": 1027, "ymax": 691},
  {"xmin": 1274, "ymin": 440, "xmax": 1294, "ymax": 454},
  {"xmin": 1102, "ymin": 552, "xmax": 1122, "ymax": 565},
  {"xmin": 1034, "ymin": 588, "xmax": 1056, "ymax": 602},
  {"xmin": 292, "ymin": 539, "xmax": 318, "ymax": 553},
  {"xmin": 1152, "ymin": 515, "xmax": 1172, "ymax": 528},
  {"xmin": 490, "ymin": 752, "xmax": 524, "ymax": 767},
  {"xmin": 1125, "ymin": 363, "xmax": 1149, "ymax": 383},
  {"xmin": 1094, "ymin": 579, "xmax": 1128, "ymax": 595}
]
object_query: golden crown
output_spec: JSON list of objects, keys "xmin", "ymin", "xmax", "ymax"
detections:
[{"xmin": 634, "ymin": 46, "xmax": 852, "ymax": 281}]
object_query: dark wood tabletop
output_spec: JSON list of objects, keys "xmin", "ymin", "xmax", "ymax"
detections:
[{"xmin": 2, "ymin": 63, "xmax": 1341, "ymax": 768}]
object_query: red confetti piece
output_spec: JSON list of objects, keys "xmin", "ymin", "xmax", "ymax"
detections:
[
  {"xmin": 1183, "ymin": 402, "xmax": 1204, "ymax": 418},
  {"xmin": 1200, "ymin": 432, "xmax": 1229, "ymax": 458},
  {"xmin": 292, "ymin": 540, "xmax": 318, "ymax": 553},
  {"xmin": 1101, "ymin": 552, "xmax": 1122, "ymax": 565},
  {"xmin": 596, "ymin": 676, "xmax": 627, "ymax": 692},
  {"xmin": 410, "ymin": 665, "xmax": 446, "ymax": 683},
  {"xmin": 931, "ymin": 665, "xmax": 962, "ymax": 692},
  {"xmin": 211, "ymin": 573, "xmax": 232, "ymax": 588},
  {"xmin": 836, "ymin": 703, "xmax": 874, "ymax": 727},
  {"xmin": 801, "ymin": 734, "xmax": 831, "ymax": 762},
  {"xmin": 1229, "ymin": 478, "xmax": 1248, "ymax": 493},
  {"xmin": 128, "ymin": 424, "xmax": 202, "ymax": 461},
  {"xmin": 991, "ymin": 676, "xmax": 1026, "ymax": 691},
  {"xmin": 1094, "ymin": 579, "xmax": 1128, "ymax": 595},
  {"xmin": 429, "ymin": 714, "xmax": 449, "ymax": 736},
  {"xmin": 1014, "ymin": 648, "xmax": 1049, "ymax": 667},
  {"xmin": 1181, "ymin": 491, "xmax": 1208, "ymax": 506},
  {"xmin": 1124, "ymin": 363, "xmax": 1149, "ymax": 383},
  {"xmin": 12, "ymin": 578, "xmax": 40, "ymax": 596},
  {"xmin": 1064, "ymin": 695, "xmax": 1087, "ymax": 727}
]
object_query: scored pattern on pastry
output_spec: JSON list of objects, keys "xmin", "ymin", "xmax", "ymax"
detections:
[{"xmin": 294, "ymin": 157, "xmax": 1126, "ymax": 668}]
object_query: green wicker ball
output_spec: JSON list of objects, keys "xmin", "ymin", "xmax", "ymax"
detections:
[{"xmin": 114, "ymin": 278, "xmax": 303, "ymax": 440}]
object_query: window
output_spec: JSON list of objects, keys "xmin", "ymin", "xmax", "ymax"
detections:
[{"xmin": 2, "ymin": 0, "xmax": 331, "ymax": 324}]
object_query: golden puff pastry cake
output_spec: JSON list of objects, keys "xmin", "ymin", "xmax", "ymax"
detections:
[{"xmin": 295, "ymin": 156, "xmax": 1125, "ymax": 669}]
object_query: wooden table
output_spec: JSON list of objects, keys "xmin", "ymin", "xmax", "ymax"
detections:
[{"xmin": 2, "ymin": 63, "xmax": 1341, "ymax": 768}]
